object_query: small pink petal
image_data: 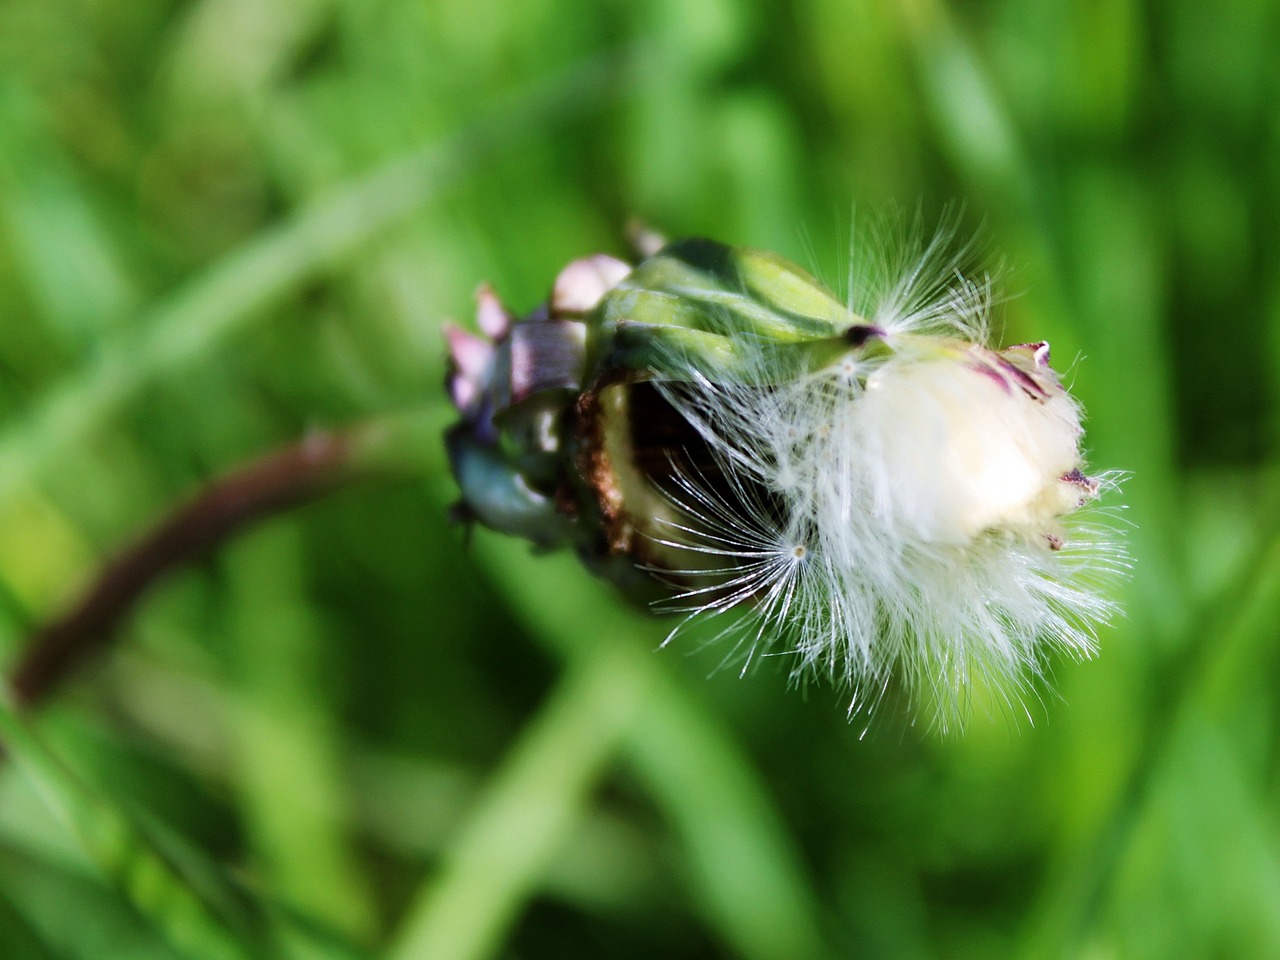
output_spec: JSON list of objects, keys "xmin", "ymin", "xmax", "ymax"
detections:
[
  {"xmin": 475, "ymin": 283, "xmax": 512, "ymax": 339},
  {"xmin": 551, "ymin": 255, "xmax": 632, "ymax": 316},
  {"xmin": 448, "ymin": 372, "xmax": 478, "ymax": 413},
  {"xmin": 627, "ymin": 220, "xmax": 667, "ymax": 259},
  {"xmin": 444, "ymin": 322, "xmax": 493, "ymax": 380}
]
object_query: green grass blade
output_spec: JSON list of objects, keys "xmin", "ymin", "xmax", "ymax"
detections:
[
  {"xmin": 224, "ymin": 524, "xmax": 375, "ymax": 944},
  {"xmin": 464, "ymin": 533, "xmax": 833, "ymax": 960},
  {"xmin": 0, "ymin": 701, "xmax": 260, "ymax": 960},
  {"xmin": 1019, "ymin": 508, "xmax": 1280, "ymax": 958},
  {"xmin": 0, "ymin": 841, "xmax": 187, "ymax": 960},
  {"xmin": 385, "ymin": 637, "xmax": 653, "ymax": 960},
  {"xmin": 0, "ymin": 57, "xmax": 618, "ymax": 507}
]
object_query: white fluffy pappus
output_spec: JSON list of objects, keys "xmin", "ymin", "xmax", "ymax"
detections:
[{"xmin": 647, "ymin": 234, "xmax": 1128, "ymax": 731}]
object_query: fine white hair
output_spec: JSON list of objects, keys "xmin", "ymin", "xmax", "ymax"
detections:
[{"xmin": 648, "ymin": 222, "xmax": 1126, "ymax": 732}]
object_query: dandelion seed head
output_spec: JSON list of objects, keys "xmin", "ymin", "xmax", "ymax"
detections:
[
  {"xmin": 647, "ymin": 222, "xmax": 1125, "ymax": 730},
  {"xmin": 445, "ymin": 217, "xmax": 1126, "ymax": 732}
]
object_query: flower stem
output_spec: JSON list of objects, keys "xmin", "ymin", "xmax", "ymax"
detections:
[{"xmin": 7, "ymin": 407, "xmax": 445, "ymax": 710}]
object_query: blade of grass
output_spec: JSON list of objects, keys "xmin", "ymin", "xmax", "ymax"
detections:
[
  {"xmin": 894, "ymin": 0, "xmax": 1033, "ymax": 210},
  {"xmin": 0, "ymin": 56, "xmax": 619, "ymax": 508},
  {"xmin": 385, "ymin": 636, "xmax": 653, "ymax": 960},
  {"xmin": 0, "ymin": 87, "xmax": 138, "ymax": 342},
  {"xmin": 0, "ymin": 842, "xmax": 182, "ymax": 960},
  {"xmin": 415, "ymin": 444, "xmax": 831, "ymax": 959},
  {"xmin": 463, "ymin": 532, "xmax": 833, "ymax": 960},
  {"xmin": 99, "ymin": 647, "xmax": 666, "ymax": 915},
  {"xmin": 0, "ymin": 698, "xmax": 261, "ymax": 960},
  {"xmin": 1018, "ymin": 501, "xmax": 1280, "ymax": 958},
  {"xmin": 223, "ymin": 523, "xmax": 375, "ymax": 944}
]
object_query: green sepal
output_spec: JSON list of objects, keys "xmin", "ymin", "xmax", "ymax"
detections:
[
  {"xmin": 598, "ymin": 239, "xmax": 849, "ymax": 343},
  {"xmin": 590, "ymin": 238, "xmax": 886, "ymax": 386},
  {"xmin": 446, "ymin": 426, "xmax": 574, "ymax": 548},
  {"xmin": 602, "ymin": 319, "xmax": 886, "ymax": 386}
]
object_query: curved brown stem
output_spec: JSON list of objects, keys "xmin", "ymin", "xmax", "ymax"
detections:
[{"xmin": 8, "ymin": 429, "xmax": 370, "ymax": 710}]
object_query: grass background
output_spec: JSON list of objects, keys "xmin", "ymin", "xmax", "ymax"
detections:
[{"xmin": 0, "ymin": 0, "xmax": 1278, "ymax": 957}]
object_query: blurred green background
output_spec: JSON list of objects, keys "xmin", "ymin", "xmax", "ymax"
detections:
[{"xmin": 0, "ymin": 0, "xmax": 1278, "ymax": 957}]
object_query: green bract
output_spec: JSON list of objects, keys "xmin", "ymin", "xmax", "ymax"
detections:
[{"xmin": 445, "ymin": 238, "xmax": 884, "ymax": 597}]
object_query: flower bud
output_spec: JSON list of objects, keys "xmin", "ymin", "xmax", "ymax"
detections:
[{"xmin": 445, "ymin": 232, "xmax": 1124, "ymax": 727}]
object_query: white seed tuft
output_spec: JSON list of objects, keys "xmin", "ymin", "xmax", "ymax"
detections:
[{"xmin": 648, "ymin": 225, "xmax": 1126, "ymax": 732}]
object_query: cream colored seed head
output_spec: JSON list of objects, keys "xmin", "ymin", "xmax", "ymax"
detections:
[
  {"xmin": 650, "ymin": 241, "xmax": 1125, "ymax": 731},
  {"xmin": 855, "ymin": 343, "xmax": 1083, "ymax": 545}
]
